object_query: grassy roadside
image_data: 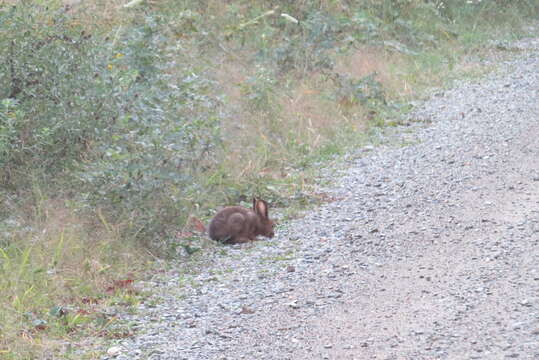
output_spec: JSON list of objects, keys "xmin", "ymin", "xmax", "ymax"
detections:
[{"xmin": 1, "ymin": 0, "xmax": 537, "ymax": 358}]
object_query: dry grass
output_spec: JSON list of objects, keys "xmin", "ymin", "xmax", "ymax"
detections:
[
  {"xmin": 210, "ymin": 44, "xmax": 413, "ymax": 192},
  {"xmin": 335, "ymin": 46, "xmax": 417, "ymax": 99},
  {"xmin": 1, "ymin": 0, "xmax": 130, "ymax": 33},
  {"xmin": 335, "ymin": 47, "xmax": 393, "ymax": 84},
  {"xmin": 335, "ymin": 43, "xmax": 496, "ymax": 103},
  {"xmin": 213, "ymin": 63, "xmax": 346, "ymax": 191}
]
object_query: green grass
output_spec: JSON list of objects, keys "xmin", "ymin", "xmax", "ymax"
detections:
[{"xmin": 0, "ymin": 203, "xmax": 146, "ymax": 359}]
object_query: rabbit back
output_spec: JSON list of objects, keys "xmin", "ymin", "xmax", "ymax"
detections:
[{"xmin": 208, "ymin": 206, "xmax": 257, "ymax": 243}]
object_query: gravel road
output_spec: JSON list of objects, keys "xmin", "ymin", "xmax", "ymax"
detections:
[{"xmin": 108, "ymin": 34, "xmax": 538, "ymax": 360}]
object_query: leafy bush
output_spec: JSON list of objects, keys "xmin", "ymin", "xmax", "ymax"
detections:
[
  {"xmin": 78, "ymin": 15, "xmax": 223, "ymax": 242},
  {"xmin": 0, "ymin": 5, "xmax": 111, "ymax": 182},
  {"xmin": 331, "ymin": 72, "xmax": 387, "ymax": 110},
  {"xmin": 0, "ymin": 3, "xmax": 223, "ymax": 244},
  {"xmin": 267, "ymin": 11, "xmax": 345, "ymax": 74}
]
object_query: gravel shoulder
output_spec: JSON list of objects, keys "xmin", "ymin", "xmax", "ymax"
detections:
[{"xmin": 110, "ymin": 35, "xmax": 539, "ymax": 360}]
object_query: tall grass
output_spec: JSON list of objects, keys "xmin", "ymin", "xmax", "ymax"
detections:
[{"xmin": 0, "ymin": 199, "xmax": 144, "ymax": 359}]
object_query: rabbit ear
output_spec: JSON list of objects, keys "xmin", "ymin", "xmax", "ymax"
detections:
[
  {"xmin": 252, "ymin": 197, "xmax": 257, "ymax": 211},
  {"xmin": 255, "ymin": 199, "xmax": 268, "ymax": 219}
]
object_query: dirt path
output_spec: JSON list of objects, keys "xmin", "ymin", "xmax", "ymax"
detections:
[
  {"xmin": 289, "ymin": 121, "xmax": 539, "ymax": 359},
  {"xmin": 113, "ymin": 36, "xmax": 538, "ymax": 360}
]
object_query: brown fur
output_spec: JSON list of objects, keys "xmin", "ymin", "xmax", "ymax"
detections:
[{"xmin": 208, "ymin": 198, "xmax": 275, "ymax": 244}]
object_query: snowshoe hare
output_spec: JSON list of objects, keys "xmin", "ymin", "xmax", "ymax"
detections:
[{"xmin": 209, "ymin": 198, "xmax": 275, "ymax": 244}]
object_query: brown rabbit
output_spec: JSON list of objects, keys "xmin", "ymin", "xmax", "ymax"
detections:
[{"xmin": 208, "ymin": 198, "xmax": 275, "ymax": 244}]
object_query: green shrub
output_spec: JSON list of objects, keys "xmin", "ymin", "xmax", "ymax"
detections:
[
  {"xmin": 267, "ymin": 11, "xmax": 345, "ymax": 74},
  {"xmin": 0, "ymin": 4, "xmax": 111, "ymax": 182},
  {"xmin": 0, "ymin": 3, "xmax": 223, "ymax": 245},
  {"xmin": 76, "ymin": 13, "xmax": 223, "ymax": 242}
]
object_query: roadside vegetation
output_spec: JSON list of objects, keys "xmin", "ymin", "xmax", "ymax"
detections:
[{"xmin": 1, "ymin": 0, "xmax": 536, "ymax": 357}]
